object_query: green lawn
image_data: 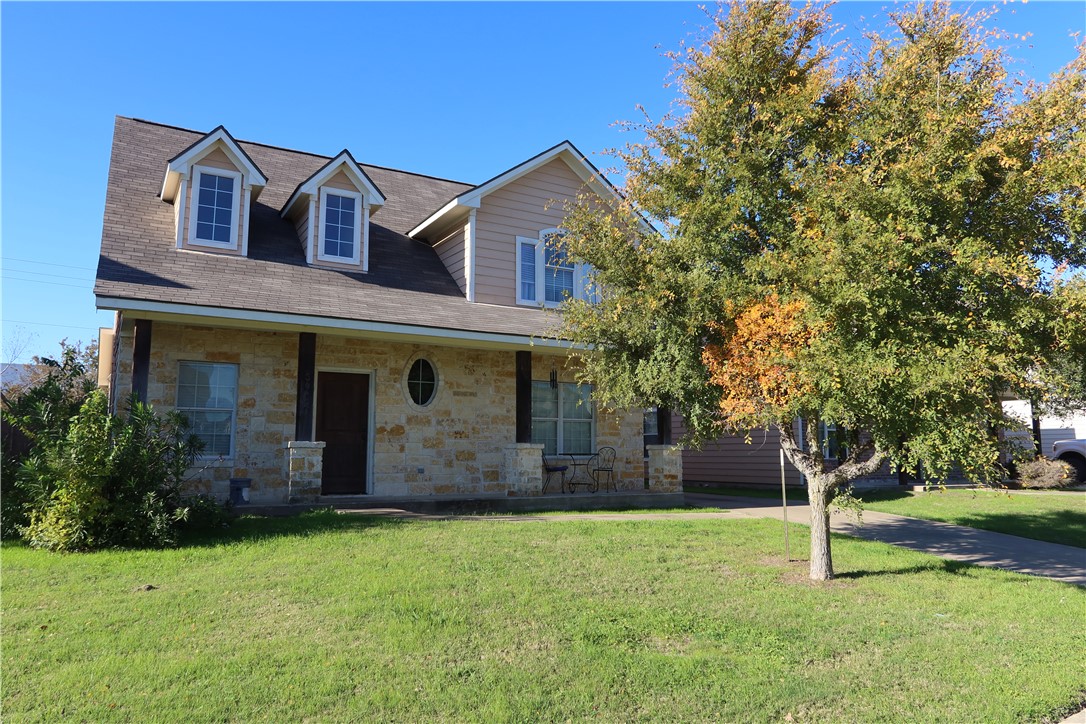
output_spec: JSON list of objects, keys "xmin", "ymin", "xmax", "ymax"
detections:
[
  {"xmin": 859, "ymin": 488, "xmax": 1086, "ymax": 548},
  {"xmin": 3, "ymin": 511, "xmax": 1084, "ymax": 722}
]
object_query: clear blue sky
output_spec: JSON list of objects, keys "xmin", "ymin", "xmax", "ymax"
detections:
[{"xmin": 2, "ymin": 1, "xmax": 1082, "ymax": 364}]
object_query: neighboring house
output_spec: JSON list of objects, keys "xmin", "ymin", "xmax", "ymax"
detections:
[
  {"xmin": 676, "ymin": 416, "xmax": 902, "ymax": 489},
  {"xmin": 93, "ymin": 117, "xmax": 682, "ymax": 504},
  {"xmin": 0, "ymin": 363, "xmax": 44, "ymax": 394},
  {"xmin": 1002, "ymin": 400, "xmax": 1086, "ymax": 453}
]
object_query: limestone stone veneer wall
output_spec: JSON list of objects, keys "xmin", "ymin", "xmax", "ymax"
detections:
[{"xmin": 112, "ymin": 320, "xmax": 650, "ymax": 502}]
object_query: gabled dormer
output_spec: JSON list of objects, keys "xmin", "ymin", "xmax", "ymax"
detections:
[
  {"xmin": 280, "ymin": 150, "xmax": 386, "ymax": 272},
  {"xmin": 160, "ymin": 126, "xmax": 268, "ymax": 256},
  {"xmin": 407, "ymin": 141, "xmax": 646, "ymax": 306}
]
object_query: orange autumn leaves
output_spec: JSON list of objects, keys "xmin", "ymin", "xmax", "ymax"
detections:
[{"xmin": 702, "ymin": 295, "xmax": 818, "ymax": 422}]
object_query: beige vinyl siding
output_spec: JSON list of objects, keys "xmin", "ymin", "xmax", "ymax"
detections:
[
  {"xmin": 674, "ymin": 414, "xmax": 804, "ymax": 487},
  {"xmin": 292, "ymin": 204, "xmax": 311, "ymax": 258},
  {"xmin": 435, "ymin": 226, "xmax": 467, "ymax": 295},
  {"xmin": 325, "ymin": 170, "xmax": 356, "ymax": 191},
  {"xmin": 473, "ymin": 158, "xmax": 589, "ymax": 306},
  {"xmin": 199, "ymin": 147, "xmax": 236, "ymax": 171}
]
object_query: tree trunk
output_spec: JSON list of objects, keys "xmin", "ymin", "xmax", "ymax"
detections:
[{"xmin": 808, "ymin": 479, "xmax": 834, "ymax": 581}]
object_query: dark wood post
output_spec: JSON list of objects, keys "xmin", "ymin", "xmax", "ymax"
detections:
[
  {"xmin": 657, "ymin": 406, "xmax": 672, "ymax": 445},
  {"xmin": 295, "ymin": 332, "xmax": 316, "ymax": 441},
  {"xmin": 131, "ymin": 319, "xmax": 152, "ymax": 403},
  {"xmin": 515, "ymin": 351, "xmax": 532, "ymax": 443}
]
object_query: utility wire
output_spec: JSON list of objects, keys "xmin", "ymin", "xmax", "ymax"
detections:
[
  {"xmin": 2, "ymin": 256, "xmax": 96, "ymax": 271},
  {"xmin": 2, "ymin": 319, "xmax": 101, "ymax": 331},
  {"xmin": 2, "ymin": 275, "xmax": 91, "ymax": 290},
  {"xmin": 2, "ymin": 267, "xmax": 90, "ymax": 282}
]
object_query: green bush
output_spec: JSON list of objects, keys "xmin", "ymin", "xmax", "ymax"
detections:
[
  {"xmin": 1016, "ymin": 456, "xmax": 1075, "ymax": 490},
  {"xmin": 181, "ymin": 494, "xmax": 234, "ymax": 531},
  {"xmin": 19, "ymin": 392, "xmax": 209, "ymax": 551},
  {"xmin": 1, "ymin": 346, "xmax": 97, "ymax": 538}
]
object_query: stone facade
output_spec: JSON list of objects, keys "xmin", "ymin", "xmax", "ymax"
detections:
[
  {"xmin": 111, "ymin": 318, "xmax": 654, "ymax": 502},
  {"xmin": 113, "ymin": 318, "xmax": 298, "ymax": 503},
  {"xmin": 646, "ymin": 444, "xmax": 683, "ymax": 493},
  {"xmin": 501, "ymin": 443, "xmax": 544, "ymax": 496},
  {"xmin": 287, "ymin": 441, "xmax": 325, "ymax": 503}
]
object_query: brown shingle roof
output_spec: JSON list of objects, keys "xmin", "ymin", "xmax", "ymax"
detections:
[{"xmin": 94, "ymin": 117, "xmax": 559, "ymax": 340}]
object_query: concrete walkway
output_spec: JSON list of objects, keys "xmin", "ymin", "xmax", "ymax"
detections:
[{"xmin": 684, "ymin": 494, "xmax": 1086, "ymax": 586}]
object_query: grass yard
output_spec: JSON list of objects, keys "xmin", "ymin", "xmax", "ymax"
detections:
[
  {"xmin": 3, "ymin": 511, "xmax": 1084, "ymax": 722},
  {"xmin": 859, "ymin": 488, "xmax": 1086, "ymax": 548}
]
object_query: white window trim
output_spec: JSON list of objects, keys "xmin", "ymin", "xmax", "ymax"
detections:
[
  {"xmin": 188, "ymin": 165, "xmax": 243, "ymax": 251},
  {"xmin": 516, "ymin": 228, "xmax": 596, "ymax": 308},
  {"xmin": 531, "ymin": 381, "xmax": 597, "ymax": 455},
  {"xmin": 317, "ymin": 187, "xmax": 363, "ymax": 265},
  {"xmin": 402, "ymin": 354, "xmax": 440, "ymax": 410},
  {"xmin": 176, "ymin": 361, "xmax": 238, "ymax": 460}
]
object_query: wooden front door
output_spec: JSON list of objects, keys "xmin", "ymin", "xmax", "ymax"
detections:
[{"xmin": 316, "ymin": 372, "xmax": 369, "ymax": 495}]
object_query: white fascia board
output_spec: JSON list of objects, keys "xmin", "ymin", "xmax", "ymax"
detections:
[
  {"xmin": 172, "ymin": 128, "xmax": 267, "ymax": 185},
  {"xmin": 407, "ymin": 196, "xmax": 479, "ymax": 239},
  {"xmin": 281, "ymin": 153, "xmax": 386, "ymax": 220},
  {"xmin": 162, "ymin": 129, "xmax": 267, "ymax": 202},
  {"xmin": 408, "ymin": 141, "xmax": 652, "ymax": 239},
  {"xmin": 94, "ymin": 296, "xmax": 581, "ymax": 352}
]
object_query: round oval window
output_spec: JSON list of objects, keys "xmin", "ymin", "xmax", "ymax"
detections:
[{"xmin": 407, "ymin": 358, "xmax": 437, "ymax": 406}]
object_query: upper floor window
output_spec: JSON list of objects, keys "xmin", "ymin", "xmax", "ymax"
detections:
[
  {"xmin": 189, "ymin": 166, "xmax": 242, "ymax": 249},
  {"xmin": 318, "ymin": 188, "xmax": 362, "ymax": 264},
  {"xmin": 516, "ymin": 229, "xmax": 597, "ymax": 307}
]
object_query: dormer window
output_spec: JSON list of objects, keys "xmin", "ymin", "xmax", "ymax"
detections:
[
  {"xmin": 160, "ymin": 126, "xmax": 267, "ymax": 258},
  {"xmin": 516, "ymin": 228, "xmax": 596, "ymax": 307},
  {"xmin": 281, "ymin": 149, "xmax": 385, "ymax": 272},
  {"xmin": 191, "ymin": 166, "xmax": 242, "ymax": 248},
  {"xmin": 318, "ymin": 189, "xmax": 362, "ymax": 264}
]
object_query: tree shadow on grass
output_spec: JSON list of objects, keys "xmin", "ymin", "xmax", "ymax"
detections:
[
  {"xmin": 178, "ymin": 508, "xmax": 413, "ymax": 549},
  {"xmin": 835, "ymin": 559, "xmax": 978, "ymax": 580},
  {"xmin": 946, "ymin": 509, "xmax": 1086, "ymax": 549}
]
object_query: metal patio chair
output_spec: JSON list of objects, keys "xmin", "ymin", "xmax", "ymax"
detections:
[
  {"xmin": 542, "ymin": 450, "xmax": 573, "ymax": 494},
  {"xmin": 590, "ymin": 446, "xmax": 617, "ymax": 492}
]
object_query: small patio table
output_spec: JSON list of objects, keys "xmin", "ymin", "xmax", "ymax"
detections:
[{"xmin": 565, "ymin": 455, "xmax": 599, "ymax": 493}]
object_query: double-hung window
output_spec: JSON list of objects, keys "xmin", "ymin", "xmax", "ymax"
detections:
[
  {"xmin": 531, "ymin": 381, "xmax": 595, "ymax": 455},
  {"xmin": 819, "ymin": 421, "xmax": 846, "ymax": 461},
  {"xmin": 189, "ymin": 166, "xmax": 242, "ymax": 249},
  {"xmin": 318, "ymin": 188, "xmax": 362, "ymax": 264},
  {"xmin": 177, "ymin": 362, "xmax": 238, "ymax": 457},
  {"xmin": 516, "ymin": 229, "xmax": 597, "ymax": 307}
]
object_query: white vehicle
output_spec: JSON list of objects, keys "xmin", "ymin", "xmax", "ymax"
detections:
[{"xmin": 1051, "ymin": 439, "xmax": 1086, "ymax": 483}]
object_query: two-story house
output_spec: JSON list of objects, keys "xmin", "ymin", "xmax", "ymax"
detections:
[{"xmin": 93, "ymin": 117, "xmax": 682, "ymax": 504}]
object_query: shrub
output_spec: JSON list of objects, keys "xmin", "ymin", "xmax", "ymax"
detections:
[
  {"xmin": 1016, "ymin": 457, "xmax": 1076, "ymax": 490},
  {"xmin": 2, "ymin": 346, "xmax": 97, "ymax": 539},
  {"xmin": 19, "ymin": 392, "xmax": 207, "ymax": 551},
  {"xmin": 181, "ymin": 494, "xmax": 233, "ymax": 532}
]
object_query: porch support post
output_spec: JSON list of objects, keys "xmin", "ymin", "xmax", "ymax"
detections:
[
  {"xmin": 656, "ymin": 407, "xmax": 672, "ymax": 445},
  {"xmin": 647, "ymin": 444, "xmax": 682, "ymax": 493},
  {"xmin": 295, "ymin": 332, "xmax": 316, "ymax": 441},
  {"xmin": 131, "ymin": 319, "xmax": 152, "ymax": 404},
  {"xmin": 515, "ymin": 351, "xmax": 532, "ymax": 443}
]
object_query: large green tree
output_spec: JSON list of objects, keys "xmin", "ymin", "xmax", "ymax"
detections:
[{"xmin": 560, "ymin": 1, "xmax": 1085, "ymax": 580}]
